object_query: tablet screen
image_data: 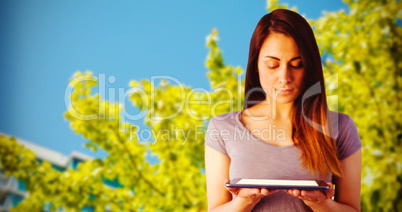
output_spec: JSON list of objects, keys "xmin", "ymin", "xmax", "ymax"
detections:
[{"xmin": 236, "ymin": 179, "xmax": 318, "ymax": 186}]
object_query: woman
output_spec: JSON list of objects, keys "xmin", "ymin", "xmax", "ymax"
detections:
[{"xmin": 204, "ymin": 9, "xmax": 361, "ymax": 211}]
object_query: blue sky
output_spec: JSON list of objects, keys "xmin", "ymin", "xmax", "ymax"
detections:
[{"xmin": 0, "ymin": 0, "xmax": 348, "ymax": 158}]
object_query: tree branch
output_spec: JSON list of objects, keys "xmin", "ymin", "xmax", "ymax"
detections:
[
  {"xmin": 164, "ymin": 130, "xmax": 192, "ymax": 206},
  {"xmin": 110, "ymin": 125, "xmax": 166, "ymax": 197}
]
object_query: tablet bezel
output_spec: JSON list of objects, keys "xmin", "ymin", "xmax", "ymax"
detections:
[{"xmin": 225, "ymin": 178, "xmax": 329, "ymax": 190}]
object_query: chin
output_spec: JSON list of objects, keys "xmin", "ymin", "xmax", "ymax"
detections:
[{"xmin": 275, "ymin": 97, "xmax": 297, "ymax": 104}]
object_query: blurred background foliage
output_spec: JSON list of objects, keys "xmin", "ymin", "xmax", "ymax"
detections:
[{"xmin": 0, "ymin": 0, "xmax": 401, "ymax": 211}]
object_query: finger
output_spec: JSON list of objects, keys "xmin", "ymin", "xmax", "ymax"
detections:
[
  {"xmin": 292, "ymin": 189, "xmax": 301, "ymax": 196},
  {"xmin": 300, "ymin": 190, "xmax": 315, "ymax": 198},
  {"xmin": 226, "ymin": 187, "xmax": 240, "ymax": 195},
  {"xmin": 247, "ymin": 188, "xmax": 261, "ymax": 194},
  {"xmin": 260, "ymin": 188, "xmax": 269, "ymax": 195},
  {"xmin": 297, "ymin": 195, "xmax": 306, "ymax": 200},
  {"xmin": 285, "ymin": 189, "xmax": 295, "ymax": 196},
  {"xmin": 286, "ymin": 189, "xmax": 300, "ymax": 197},
  {"xmin": 235, "ymin": 188, "xmax": 260, "ymax": 197},
  {"xmin": 300, "ymin": 190, "xmax": 328, "ymax": 202},
  {"xmin": 287, "ymin": 189, "xmax": 303, "ymax": 197},
  {"xmin": 224, "ymin": 179, "xmax": 240, "ymax": 194},
  {"xmin": 225, "ymin": 186, "xmax": 239, "ymax": 194},
  {"xmin": 250, "ymin": 188, "xmax": 267, "ymax": 198},
  {"xmin": 325, "ymin": 187, "xmax": 335, "ymax": 199}
]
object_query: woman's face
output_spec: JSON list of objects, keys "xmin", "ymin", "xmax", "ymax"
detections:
[{"xmin": 257, "ymin": 33, "xmax": 305, "ymax": 104}]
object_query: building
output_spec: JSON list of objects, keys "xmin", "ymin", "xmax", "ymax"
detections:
[{"xmin": 0, "ymin": 133, "xmax": 109, "ymax": 211}]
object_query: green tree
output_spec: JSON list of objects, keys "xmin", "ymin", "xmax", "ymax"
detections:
[
  {"xmin": 270, "ymin": 0, "xmax": 402, "ymax": 210},
  {"xmin": 0, "ymin": 27, "xmax": 242, "ymax": 212},
  {"xmin": 307, "ymin": 0, "xmax": 402, "ymax": 210},
  {"xmin": 1, "ymin": 0, "xmax": 401, "ymax": 211}
]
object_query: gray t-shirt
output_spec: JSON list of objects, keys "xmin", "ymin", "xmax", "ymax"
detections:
[{"xmin": 205, "ymin": 110, "xmax": 362, "ymax": 212}]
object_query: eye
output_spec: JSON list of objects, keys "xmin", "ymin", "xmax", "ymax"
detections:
[
  {"xmin": 267, "ymin": 61, "xmax": 279, "ymax": 69},
  {"xmin": 290, "ymin": 61, "xmax": 303, "ymax": 69}
]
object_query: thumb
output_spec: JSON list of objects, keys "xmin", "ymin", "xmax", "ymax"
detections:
[
  {"xmin": 224, "ymin": 179, "xmax": 239, "ymax": 193},
  {"xmin": 324, "ymin": 182, "xmax": 334, "ymax": 199}
]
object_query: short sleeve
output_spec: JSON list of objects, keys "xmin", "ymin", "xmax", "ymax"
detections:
[
  {"xmin": 204, "ymin": 118, "xmax": 228, "ymax": 157},
  {"xmin": 336, "ymin": 115, "xmax": 362, "ymax": 160}
]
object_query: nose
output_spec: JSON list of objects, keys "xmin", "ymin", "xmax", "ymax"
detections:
[{"xmin": 278, "ymin": 65, "xmax": 292, "ymax": 85}]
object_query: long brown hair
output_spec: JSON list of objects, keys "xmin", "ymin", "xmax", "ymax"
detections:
[{"xmin": 244, "ymin": 9, "xmax": 342, "ymax": 178}]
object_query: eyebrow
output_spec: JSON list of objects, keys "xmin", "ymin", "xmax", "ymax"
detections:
[{"xmin": 264, "ymin": 56, "xmax": 302, "ymax": 61}]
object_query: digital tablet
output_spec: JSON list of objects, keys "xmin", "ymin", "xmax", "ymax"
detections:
[{"xmin": 225, "ymin": 178, "xmax": 329, "ymax": 190}]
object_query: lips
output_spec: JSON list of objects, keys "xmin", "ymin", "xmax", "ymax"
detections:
[
  {"xmin": 277, "ymin": 88, "xmax": 293, "ymax": 92},
  {"xmin": 275, "ymin": 88, "xmax": 294, "ymax": 94}
]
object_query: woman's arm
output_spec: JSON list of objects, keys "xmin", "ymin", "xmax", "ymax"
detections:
[
  {"xmin": 328, "ymin": 147, "xmax": 362, "ymax": 211},
  {"xmin": 285, "ymin": 148, "xmax": 362, "ymax": 212},
  {"xmin": 205, "ymin": 146, "xmax": 271, "ymax": 212}
]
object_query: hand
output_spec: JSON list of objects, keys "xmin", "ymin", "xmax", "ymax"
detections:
[
  {"xmin": 284, "ymin": 182, "xmax": 334, "ymax": 206},
  {"xmin": 224, "ymin": 179, "xmax": 280, "ymax": 204}
]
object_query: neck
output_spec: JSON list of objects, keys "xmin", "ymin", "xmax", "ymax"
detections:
[{"xmin": 260, "ymin": 97, "xmax": 294, "ymax": 121}]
